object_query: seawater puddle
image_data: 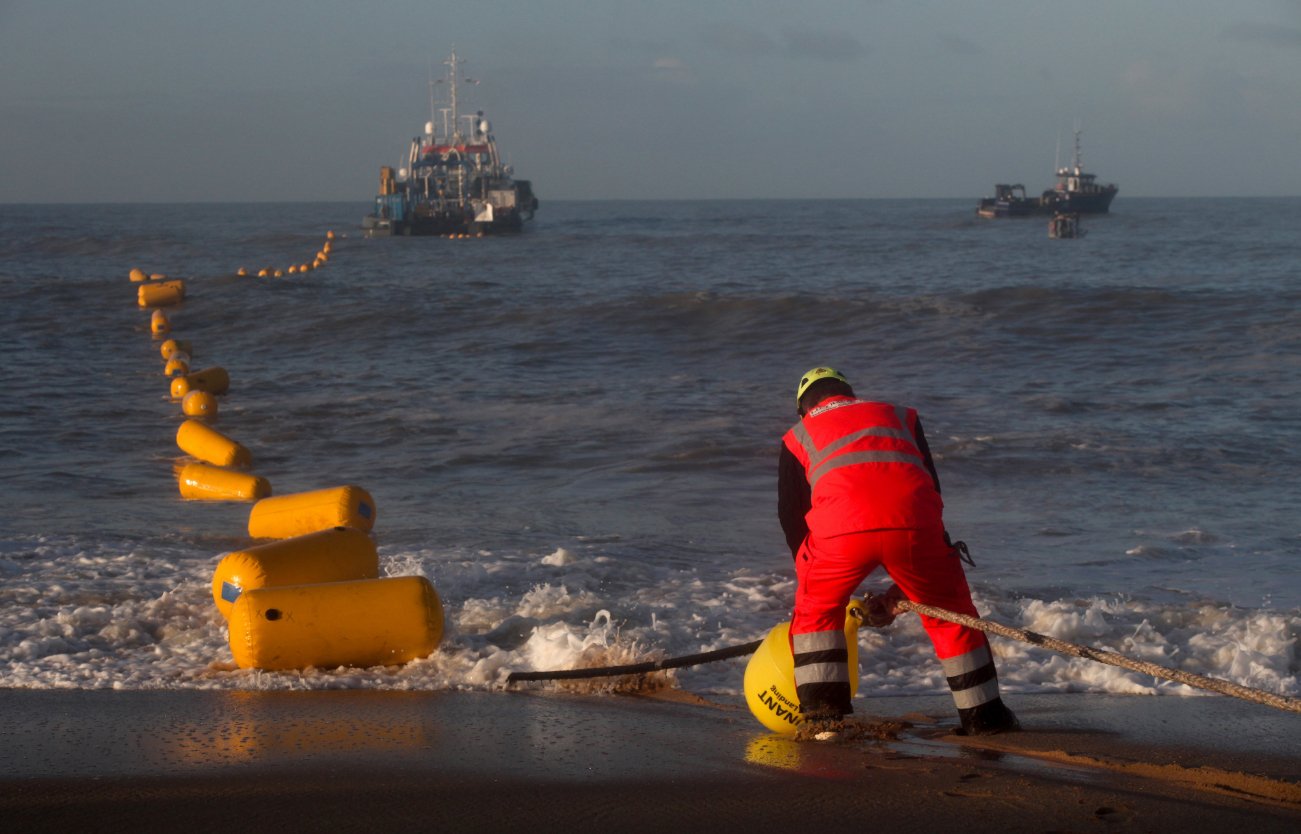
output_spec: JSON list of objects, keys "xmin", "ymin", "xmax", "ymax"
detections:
[{"xmin": 887, "ymin": 733, "xmax": 1107, "ymax": 786}]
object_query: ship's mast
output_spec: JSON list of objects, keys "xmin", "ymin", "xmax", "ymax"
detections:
[
  {"xmin": 428, "ymin": 59, "xmax": 437, "ymax": 130},
  {"xmin": 445, "ymin": 51, "xmax": 461, "ymax": 143},
  {"xmin": 1071, "ymin": 120, "xmax": 1083, "ymax": 174}
]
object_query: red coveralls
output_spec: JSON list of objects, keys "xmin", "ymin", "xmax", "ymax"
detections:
[{"xmin": 781, "ymin": 396, "xmax": 1002, "ymax": 721}]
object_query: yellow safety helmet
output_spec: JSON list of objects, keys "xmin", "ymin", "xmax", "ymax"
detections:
[{"xmin": 795, "ymin": 367, "xmax": 849, "ymax": 409}]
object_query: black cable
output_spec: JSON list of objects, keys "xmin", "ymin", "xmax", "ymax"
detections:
[{"xmin": 505, "ymin": 639, "xmax": 763, "ymax": 683}]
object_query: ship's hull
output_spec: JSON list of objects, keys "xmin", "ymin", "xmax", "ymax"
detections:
[
  {"xmin": 362, "ymin": 208, "xmax": 526, "ymax": 237},
  {"xmin": 362, "ymin": 180, "xmax": 538, "ymax": 238},
  {"xmin": 1042, "ymin": 186, "xmax": 1118, "ymax": 214},
  {"xmin": 977, "ymin": 198, "xmax": 1040, "ymax": 218}
]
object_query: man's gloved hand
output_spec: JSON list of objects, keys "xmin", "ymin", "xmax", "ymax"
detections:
[{"xmin": 861, "ymin": 584, "xmax": 907, "ymax": 628}]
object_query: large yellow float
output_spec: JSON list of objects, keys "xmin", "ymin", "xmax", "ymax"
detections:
[
  {"xmin": 743, "ymin": 600, "xmax": 864, "ymax": 734},
  {"xmin": 247, "ymin": 485, "xmax": 376, "ymax": 538},
  {"xmin": 228, "ymin": 576, "xmax": 444, "ymax": 670},
  {"xmin": 170, "ymin": 366, "xmax": 230, "ymax": 399},
  {"xmin": 176, "ymin": 419, "xmax": 250, "ymax": 468},
  {"xmin": 137, "ymin": 279, "xmax": 186, "ymax": 308},
  {"xmin": 176, "ymin": 461, "xmax": 270, "ymax": 501},
  {"xmin": 210, "ymin": 526, "xmax": 378, "ymax": 619}
]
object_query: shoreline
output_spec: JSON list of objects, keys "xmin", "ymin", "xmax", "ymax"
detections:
[{"xmin": 1, "ymin": 688, "xmax": 1297, "ymax": 831}]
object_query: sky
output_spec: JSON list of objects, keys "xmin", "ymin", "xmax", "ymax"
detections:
[{"xmin": 2, "ymin": 0, "xmax": 1300, "ymax": 202}]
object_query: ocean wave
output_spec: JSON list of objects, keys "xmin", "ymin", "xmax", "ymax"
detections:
[
  {"xmin": 2, "ymin": 199, "xmax": 1298, "ymax": 719},
  {"xmin": 1, "ymin": 535, "xmax": 1295, "ymax": 708}
]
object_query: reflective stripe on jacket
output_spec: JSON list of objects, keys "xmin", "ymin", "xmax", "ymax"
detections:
[{"xmin": 782, "ymin": 397, "xmax": 943, "ymax": 534}]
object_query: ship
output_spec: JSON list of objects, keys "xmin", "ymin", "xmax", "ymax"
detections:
[
  {"xmin": 1039, "ymin": 128, "xmax": 1118, "ymax": 213},
  {"xmin": 977, "ymin": 128, "xmax": 1117, "ymax": 217},
  {"xmin": 362, "ymin": 52, "xmax": 538, "ymax": 237},
  {"xmin": 976, "ymin": 183, "xmax": 1038, "ymax": 218}
]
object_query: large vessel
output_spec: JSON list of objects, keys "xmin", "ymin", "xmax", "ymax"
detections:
[
  {"xmin": 1039, "ymin": 129, "xmax": 1118, "ymax": 214},
  {"xmin": 977, "ymin": 129, "xmax": 1117, "ymax": 217},
  {"xmin": 362, "ymin": 53, "xmax": 538, "ymax": 237}
]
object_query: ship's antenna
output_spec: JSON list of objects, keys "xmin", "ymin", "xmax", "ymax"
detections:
[
  {"xmin": 1055, "ymin": 130, "xmax": 1061, "ymax": 174},
  {"xmin": 446, "ymin": 51, "xmax": 460, "ymax": 142},
  {"xmin": 434, "ymin": 58, "xmax": 444, "ymax": 129},
  {"xmin": 1073, "ymin": 118, "xmax": 1082, "ymax": 172}
]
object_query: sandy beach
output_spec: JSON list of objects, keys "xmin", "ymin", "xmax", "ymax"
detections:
[{"xmin": 1, "ymin": 687, "xmax": 1296, "ymax": 833}]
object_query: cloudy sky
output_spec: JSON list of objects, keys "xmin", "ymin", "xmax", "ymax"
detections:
[{"xmin": 2, "ymin": 0, "xmax": 1299, "ymax": 201}]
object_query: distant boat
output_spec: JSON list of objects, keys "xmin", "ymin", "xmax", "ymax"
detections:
[
  {"xmin": 1039, "ymin": 128, "xmax": 1118, "ymax": 214},
  {"xmin": 362, "ymin": 52, "xmax": 538, "ymax": 237},
  {"xmin": 977, "ymin": 128, "xmax": 1118, "ymax": 217},
  {"xmin": 976, "ymin": 183, "xmax": 1039, "ymax": 218},
  {"xmin": 1048, "ymin": 211, "xmax": 1086, "ymax": 239}
]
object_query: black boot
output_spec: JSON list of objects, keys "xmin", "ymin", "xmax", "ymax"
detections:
[{"xmin": 957, "ymin": 697, "xmax": 1020, "ymax": 736}]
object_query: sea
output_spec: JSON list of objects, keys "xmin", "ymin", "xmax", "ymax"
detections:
[{"xmin": 0, "ymin": 199, "xmax": 1297, "ymax": 708}]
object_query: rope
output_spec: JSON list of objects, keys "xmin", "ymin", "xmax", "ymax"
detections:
[
  {"xmin": 896, "ymin": 600, "xmax": 1301, "ymax": 715},
  {"xmin": 505, "ymin": 640, "xmax": 763, "ymax": 683},
  {"xmin": 506, "ymin": 601, "xmax": 1301, "ymax": 715}
]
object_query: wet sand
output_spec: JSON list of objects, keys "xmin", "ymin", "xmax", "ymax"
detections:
[{"xmin": 1, "ymin": 688, "xmax": 1297, "ymax": 832}]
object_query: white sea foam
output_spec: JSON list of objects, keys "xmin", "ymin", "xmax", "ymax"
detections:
[
  {"xmin": 541, "ymin": 547, "xmax": 575, "ymax": 566},
  {"xmin": 1, "ymin": 535, "xmax": 1296, "ymax": 707}
]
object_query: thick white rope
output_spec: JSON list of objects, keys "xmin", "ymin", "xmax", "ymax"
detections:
[{"xmin": 896, "ymin": 600, "xmax": 1301, "ymax": 715}]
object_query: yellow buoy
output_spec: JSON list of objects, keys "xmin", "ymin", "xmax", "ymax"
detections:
[
  {"xmin": 273, "ymin": 270, "xmax": 284, "ymax": 278},
  {"xmin": 149, "ymin": 273, "xmax": 169, "ymax": 281},
  {"xmin": 177, "ymin": 419, "xmax": 251, "ymax": 468},
  {"xmin": 228, "ymin": 576, "xmax": 444, "ymax": 671},
  {"xmin": 181, "ymin": 389, "xmax": 218, "ymax": 417},
  {"xmin": 176, "ymin": 461, "xmax": 270, "ymax": 501},
  {"xmin": 257, "ymin": 268, "xmax": 269, "ymax": 277},
  {"xmin": 195, "ymin": 365, "xmax": 230, "ymax": 393},
  {"xmin": 287, "ymin": 265, "xmax": 298, "ymax": 275},
  {"xmin": 237, "ymin": 267, "xmax": 248, "ymax": 276},
  {"xmin": 137, "ymin": 281, "xmax": 183, "ymax": 308},
  {"xmin": 150, "ymin": 309, "xmax": 170, "ymax": 337},
  {"xmin": 129, "ymin": 268, "xmax": 149, "ymax": 283},
  {"xmin": 211, "ymin": 526, "xmax": 379, "ymax": 619},
  {"xmin": 247, "ymin": 485, "xmax": 376, "ymax": 539},
  {"xmin": 742, "ymin": 600, "xmax": 864, "ymax": 734},
  {"xmin": 159, "ymin": 338, "xmax": 191, "ymax": 360},
  {"xmin": 299, "ymin": 263, "xmax": 310, "ymax": 272},
  {"xmin": 164, "ymin": 355, "xmax": 190, "ymax": 377},
  {"xmin": 326, "ymin": 230, "xmax": 335, "ymax": 240},
  {"xmin": 170, "ymin": 366, "xmax": 230, "ymax": 399}
]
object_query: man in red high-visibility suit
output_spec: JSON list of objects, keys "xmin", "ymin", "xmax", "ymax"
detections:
[{"xmin": 778, "ymin": 367, "xmax": 1019, "ymax": 735}]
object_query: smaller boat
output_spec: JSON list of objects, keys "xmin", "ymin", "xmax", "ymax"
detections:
[
  {"xmin": 1048, "ymin": 212, "xmax": 1085, "ymax": 239},
  {"xmin": 977, "ymin": 184, "xmax": 1038, "ymax": 218}
]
